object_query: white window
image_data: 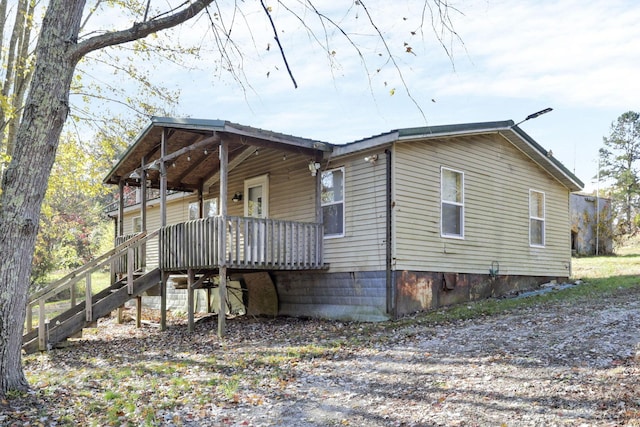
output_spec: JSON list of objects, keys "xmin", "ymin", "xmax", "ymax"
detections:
[
  {"xmin": 441, "ymin": 167, "xmax": 464, "ymax": 238},
  {"xmin": 189, "ymin": 198, "xmax": 218, "ymax": 220},
  {"xmin": 529, "ymin": 190, "xmax": 545, "ymax": 247},
  {"xmin": 322, "ymin": 167, "xmax": 345, "ymax": 238},
  {"xmin": 132, "ymin": 216, "xmax": 142, "ymax": 233}
]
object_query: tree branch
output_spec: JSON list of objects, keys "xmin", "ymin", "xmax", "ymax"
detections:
[
  {"xmin": 356, "ymin": 0, "xmax": 427, "ymax": 122},
  {"xmin": 72, "ymin": 0, "xmax": 214, "ymax": 60},
  {"xmin": 259, "ymin": 0, "xmax": 298, "ymax": 89}
]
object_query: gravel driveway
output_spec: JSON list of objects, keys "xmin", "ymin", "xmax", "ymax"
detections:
[
  {"xmin": 268, "ymin": 291, "xmax": 640, "ymax": 426},
  {"xmin": 16, "ymin": 284, "xmax": 640, "ymax": 426}
]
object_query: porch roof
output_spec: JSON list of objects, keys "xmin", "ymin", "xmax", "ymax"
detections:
[{"xmin": 104, "ymin": 117, "xmax": 332, "ymax": 192}]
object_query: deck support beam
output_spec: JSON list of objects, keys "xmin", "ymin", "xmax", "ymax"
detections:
[
  {"xmin": 218, "ymin": 267, "xmax": 227, "ymax": 336},
  {"xmin": 136, "ymin": 296, "xmax": 142, "ymax": 328},
  {"xmin": 187, "ymin": 269, "xmax": 195, "ymax": 332}
]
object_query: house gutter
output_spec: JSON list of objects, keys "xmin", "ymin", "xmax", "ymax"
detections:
[{"xmin": 385, "ymin": 148, "xmax": 395, "ymax": 318}]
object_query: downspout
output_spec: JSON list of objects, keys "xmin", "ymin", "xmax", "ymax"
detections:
[{"xmin": 385, "ymin": 148, "xmax": 395, "ymax": 318}]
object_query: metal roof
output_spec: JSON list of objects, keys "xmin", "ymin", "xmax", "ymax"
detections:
[
  {"xmin": 104, "ymin": 117, "xmax": 331, "ymax": 191},
  {"xmin": 105, "ymin": 117, "xmax": 583, "ymax": 193},
  {"xmin": 335, "ymin": 120, "xmax": 583, "ymax": 192}
]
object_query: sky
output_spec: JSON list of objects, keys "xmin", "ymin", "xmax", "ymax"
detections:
[{"xmin": 85, "ymin": 0, "xmax": 640, "ymax": 192}]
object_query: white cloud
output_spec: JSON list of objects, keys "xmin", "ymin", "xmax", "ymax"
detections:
[{"xmin": 433, "ymin": 0, "xmax": 640, "ymax": 108}]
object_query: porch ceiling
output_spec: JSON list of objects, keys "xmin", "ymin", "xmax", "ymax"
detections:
[{"xmin": 104, "ymin": 117, "xmax": 332, "ymax": 192}]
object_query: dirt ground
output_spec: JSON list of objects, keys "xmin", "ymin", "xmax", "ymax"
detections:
[{"xmin": 10, "ymin": 284, "xmax": 640, "ymax": 426}]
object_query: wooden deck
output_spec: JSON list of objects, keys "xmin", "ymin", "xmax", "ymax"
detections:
[{"xmin": 159, "ymin": 216, "xmax": 325, "ymax": 271}]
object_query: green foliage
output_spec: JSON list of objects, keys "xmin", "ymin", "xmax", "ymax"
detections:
[
  {"xmin": 31, "ymin": 134, "xmax": 113, "ymax": 288},
  {"xmin": 599, "ymin": 111, "xmax": 640, "ymax": 231}
]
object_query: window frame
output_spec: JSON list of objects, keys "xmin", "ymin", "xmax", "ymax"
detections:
[
  {"xmin": 321, "ymin": 166, "xmax": 345, "ymax": 239},
  {"xmin": 189, "ymin": 198, "xmax": 218, "ymax": 220},
  {"xmin": 529, "ymin": 189, "xmax": 546, "ymax": 247},
  {"xmin": 132, "ymin": 216, "xmax": 142, "ymax": 233},
  {"xmin": 440, "ymin": 167, "xmax": 465, "ymax": 239}
]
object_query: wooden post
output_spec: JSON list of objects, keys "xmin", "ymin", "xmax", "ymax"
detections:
[
  {"xmin": 70, "ymin": 282, "xmax": 76, "ymax": 308},
  {"xmin": 85, "ymin": 274, "xmax": 93, "ymax": 322},
  {"xmin": 218, "ymin": 138, "xmax": 228, "ymax": 337},
  {"xmin": 38, "ymin": 299, "xmax": 46, "ymax": 351},
  {"xmin": 113, "ymin": 180, "xmax": 126, "ymax": 287},
  {"xmin": 160, "ymin": 271, "xmax": 168, "ymax": 331},
  {"xmin": 118, "ymin": 180, "xmax": 125, "ymax": 236},
  {"xmin": 141, "ymin": 157, "xmax": 148, "ymax": 271},
  {"xmin": 218, "ymin": 267, "xmax": 227, "ymax": 336},
  {"xmin": 187, "ymin": 269, "xmax": 195, "ymax": 332},
  {"xmin": 127, "ymin": 246, "xmax": 134, "ymax": 294},
  {"xmin": 26, "ymin": 303, "xmax": 33, "ymax": 333},
  {"xmin": 136, "ymin": 296, "xmax": 142, "ymax": 328},
  {"xmin": 198, "ymin": 181, "xmax": 204, "ymax": 218},
  {"xmin": 160, "ymin": 129, "xmax": 168, "ymax": 330}
]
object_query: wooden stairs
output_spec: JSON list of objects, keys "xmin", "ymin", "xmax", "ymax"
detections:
[
  {"xmin": 23, "ymin": 230, "xmax": 160, "ymax": 353},
  {"xmin": 22, "ymin": 269, "xmax": 160, "ymax": 354}
]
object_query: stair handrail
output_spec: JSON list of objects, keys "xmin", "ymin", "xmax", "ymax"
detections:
[{"xmin": 25, "ymin": 229, "xmax": 159, "ymax": 340}]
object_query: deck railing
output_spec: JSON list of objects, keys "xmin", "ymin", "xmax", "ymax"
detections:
[
  {"xmin": 160, "ymin": 216, "xmax": 324, "ymax": 270},
  {"xmin": 25, "ymin": 230, "xmax": 158, "ymax": 350},
  {"xmin": 113, "ymin": 233, "xmax": 146, "ymax": 274}
]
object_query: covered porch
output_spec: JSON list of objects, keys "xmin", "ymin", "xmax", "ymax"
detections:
[{"xmin": 104, "ymin": 117, "xmax": 332, "ymax": 335}]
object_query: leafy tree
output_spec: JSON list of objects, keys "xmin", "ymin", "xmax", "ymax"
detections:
[
  {"xmin": 0, "ymin": 0, "xmax": 459, "ymax": 397},
  {"xmin": 599, "ymin": 111, "xmax": 640, "ymax": 232},
  {"xmin": 31, "ymin": 133, "xmax": 114, "ymax": 288}
]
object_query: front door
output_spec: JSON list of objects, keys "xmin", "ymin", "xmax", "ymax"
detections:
[{"xmin": 244, "ymin": 175, "xmax": 269, "ymax": 261}]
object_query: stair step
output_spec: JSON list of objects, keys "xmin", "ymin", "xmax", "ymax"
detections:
[{"xmin": 22, "ymin": 268, "xmax": 161, "ymax": 354}]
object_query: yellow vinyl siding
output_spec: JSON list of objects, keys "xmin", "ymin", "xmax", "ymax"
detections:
[
  {"xmin": 394, "ymin": 134, "xmax": 571, "ymax": 277},
  {"xmin": 323, "ymin": 150, "xmax": 388, "ymax": 272},
  {"xmin": 207, "ymin": 150, "xmax": 317, "ymax": 223},
  {"xmin": 119, "ymin": 150, "xmax": 319, "ymax": 268}
]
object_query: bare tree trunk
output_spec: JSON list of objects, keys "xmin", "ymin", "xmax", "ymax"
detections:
[
  {"xmin": 0, "ymin": 0, "xmax": 214, "ymax": 397},
  {"xmin": 0, "ymin": 0, "xmax": 85, "ymax": 396}
]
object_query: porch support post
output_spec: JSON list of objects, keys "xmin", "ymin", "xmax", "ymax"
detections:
[
  {"xmin": 315, "ymin": 153, "xmax": 322, "ymax": 224},
  {"xmin": 197, "ymin": 180, "xmax": 204, "ymax": 218},
  {"xmin": 315, "ymin": 153, "xmax": 323, "ymax": 266},
  {"xmin": 218, "ymin": 138, "xmax": 228, "ymax": 337},
  {"xmin": 114, "ymin": 179, "xmax": 125, "ymax": 285},
  {"xmin": 160, "ymin": 128, "xmax": 168, "ymax": 331},
  {"xmin": 140, "ymin": 156, "xmax": 148, "ymax": 270},
  {"xmin": 118, "ymin": 180, "xmax": 125, "ymax": 236},
  {"xmin": 187, "ymin": 268, "xmax": 195, "ymax": 332}
]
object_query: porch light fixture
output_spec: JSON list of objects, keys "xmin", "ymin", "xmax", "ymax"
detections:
[
  {"xmin": 308, "ymin": 160, "xmax": 321, "ymax": 176},
  {"xmin": 204, "ymin": 149, "xmax": 208, "ymax": 155},
  {"xmin": 364, "ymin": 154, "xmax": 378, "ymax": 164},
  {"xmin": 232, "ymin": 192, "xmax": 243, "ymax": 203},
  {"xmin": 129, "ymin": 170, "xmax": 141, "ymax": 180},
  {"xmin": 514, "ymin": 107, "xmax": 553, "ymax": 126},
  {"xmin": 147, "ymin": 160, "xmax": 161, "ymax": 171}
]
